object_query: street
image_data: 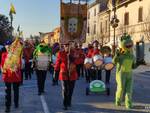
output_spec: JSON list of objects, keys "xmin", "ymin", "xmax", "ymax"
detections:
[{"xmin": 0, "ymin": 65, "xmax": 150, "ymax": 113}]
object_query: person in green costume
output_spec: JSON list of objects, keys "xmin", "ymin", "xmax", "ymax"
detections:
[
  {"xmin": 33, "ymin": 42, "xmax": 52, "ymax": 95},
  {"xmin": 113, "ymin": 33, "xmax": 138, "ymax": 109}
]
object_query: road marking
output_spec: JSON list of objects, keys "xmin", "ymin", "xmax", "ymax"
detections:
[{"xmin": 40, "ymin": 95, "xmax": 50, "ymax": 113}]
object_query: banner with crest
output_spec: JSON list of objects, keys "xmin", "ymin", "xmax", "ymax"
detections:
[{"xmin": 60, "ymin": 1, "xmax": 87, "ymax": 44}]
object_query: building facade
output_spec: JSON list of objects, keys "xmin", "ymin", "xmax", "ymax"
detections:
[
  {"xmin": 98, "ymin": 0, "xmax": 110, "ymax": 46},
  {"xmin": 86, "ymin": 0, "xmax": 100, "ymax": 44},
  {"xmin": 109, "ymin": 0, "xmax": 150, "ymax": 63},
  {"xmin": 87, "ymin": 0, "xmax": 150, "ymax": 63},
  {"xmin": 40, "ymin": 32, "xmax": 54, "ymax": 44},
  {"xmin": 39, "ymin": 27, "xmax": 60, "ymax": 46},
  {"xmin": 52, "ymin": 27, "xmax": 60, "ymax": 44}
]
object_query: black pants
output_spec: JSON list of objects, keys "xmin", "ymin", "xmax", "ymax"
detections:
[
  {"xmin": 86, "ymin": 68, "xmax": 102, "ymax": 82},
  {"xmin": 25, "ymin": 62, "xmax": 31, "ymax": 80},
  {"xmin": 105, "ymin": 70, "xmax": 111, "ymax": 84},
  {"xmin": 52, "ymin": 70, "xmax": 59, "ymax": 85},
  {"xmin": 36, "ymin": 70, "xmax": 47, "ymax": 93},
  {"xmin": 21, "ymin": 69, "xmax": 24, "ymax": 84},
  {"xmin": 76, "ymin": 64, "xmax": 84, "ymax": 78},
  {"xmin": 5, "ymin": 82, "xmax": 20, "ymax": 108},
  {"xmin": 61, "ymin": 80, "xmax": 76, "ymax": 107}
]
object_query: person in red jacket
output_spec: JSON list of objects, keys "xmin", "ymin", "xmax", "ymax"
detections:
[
  {"xmin": 86, "ymin": 40, "xmax": 102, "ymax": 81},
  {"xmin": 1, "ymin": 39, "xmax": 23, "ymax": 113},
  {"xmin": 54, "ymin": 42, "xmax": 78, "ymax": 110},
  {"xmin": 23, "ymin": 41, "xmax": 34, "ymax": 80},
  {"xmin": 74, "ymin": 43, "xmax": 85, "ymax": 79}
]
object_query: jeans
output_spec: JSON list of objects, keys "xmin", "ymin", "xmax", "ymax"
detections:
[
  {"xmin": 36, "ymin": 70, "xmax": 47, "ymax": 93},
  {"xmin": 5, "ymin": 82, "xmax": 20, "ymax": 108},
  {"xmin": 61, "ymin": 80, "xmax": 76, "ymax": 107}
]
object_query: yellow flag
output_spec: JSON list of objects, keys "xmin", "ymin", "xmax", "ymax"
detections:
[
  {"xmin": 10, "ymin": 3, "xmax": 16, "ymax": 15},
  {"xmin": 19, "ymin": 31, "xmax": 23, "ymax": 37}
]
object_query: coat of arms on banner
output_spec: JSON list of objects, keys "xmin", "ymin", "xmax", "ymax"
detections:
[{"xmin": 60, "ymin": 2, "xmax": 87, "ymax": 44}]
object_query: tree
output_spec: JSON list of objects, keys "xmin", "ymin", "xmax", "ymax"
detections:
[{"xmin": 0, "ymin": 14, "xmax": 13, "ymax": 45}]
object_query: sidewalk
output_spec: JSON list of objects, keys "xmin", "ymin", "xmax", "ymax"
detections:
[{"xmin": 133, "ymin": 64, "xmax": 150, "ymax": 73}]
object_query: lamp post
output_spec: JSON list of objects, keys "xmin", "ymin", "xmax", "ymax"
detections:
[{"xmin": 110, "ymin": 5, "xmax": 119, "ymax": 56}]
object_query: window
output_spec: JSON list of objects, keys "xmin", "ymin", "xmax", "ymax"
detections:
[
  {"xmin": 100, "ymin": 22, "xmax": 102, "ymax": 33},
  {"xmin": 87, "ymin": 26, "xmax": 90, "ymax": 33},
  {"xmin": 94, "ymin": 8, "xmax": 96, "ymax": 16},
  {"xmin": 87, "ymin": 22, "xmax": 90, "ymax": 34},
  {"xmin": 138, "ymin": 7, "xmax": 143, "ymax": 22},
  {"xmin": 88, "ymin": 12, "xmax": 90, "ymax": 19},
  {"xmin": 105, "ymin": 20, "xmax": 108, "ymax": 32},
  {"xmin": 94, "ymin": 24, "xmax": 96, "ymax": 34},
  {"xmin": 124, "ymin": 12, "xmax": 129, "ymax": 25}
]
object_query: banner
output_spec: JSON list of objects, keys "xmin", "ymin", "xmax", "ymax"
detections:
[{"xmin": 60, "ymin": 2, "xmax": 87, "ymax": 44}]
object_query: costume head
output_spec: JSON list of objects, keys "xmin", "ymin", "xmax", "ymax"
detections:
[
  {"xmin": 36, "ymin": 43, "xmax": 49, "ymax": 53},
  {"xmin": 119, "ymin": 33, "xmax": 133, "ymax": 53}
]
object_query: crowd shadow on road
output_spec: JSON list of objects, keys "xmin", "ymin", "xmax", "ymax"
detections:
[{"xmin": 52, "ymin": 103, "xmax": 147, "ymax": 113}]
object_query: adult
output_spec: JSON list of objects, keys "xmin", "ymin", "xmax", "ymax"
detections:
[
  {"xmin": 54, "ymin": 42, "xmax": 78, "ymax": 110},
  {"xmin": 33, "ymin": 42, "xmax": 51, "ymax": 95},
  {"xmin": 87, "ymin": 40, "xmax": 102, "ymax": 81},
  {"xmin": 23, "ymin": 41, "xmax": 34, "ymax": 80},
  {"xmin": 75, "ymin": 43, "xmax": 85, "ymax": 79},
  {"xmin": 1, "ymin": 38, "xmax": 23, "ymax": 112},
  {"xmin": 51, "ymin": 43, "xmax": 60, "ymax": 86}
]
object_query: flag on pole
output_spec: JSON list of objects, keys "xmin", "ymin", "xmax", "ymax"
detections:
[
  {"xmin": 9, "ymin": 3, "xmax": 16, "ymax": 15},
  {"xmin": 19, "ymin": 31, "xmax": 23, "ymax": 37},
  {"xmin": 17, "ymin": 25, "xmax": 20, "ymax": 32}
]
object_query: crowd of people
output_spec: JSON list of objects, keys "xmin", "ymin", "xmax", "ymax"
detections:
[{"xmin": 0, "ymin": 34, "xmax": 136, "ymax": 112}]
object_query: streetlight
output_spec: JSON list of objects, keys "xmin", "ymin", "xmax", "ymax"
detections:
[{"xmin": 110, "ymin": 5, "xmax": 119, "ymax": 56}]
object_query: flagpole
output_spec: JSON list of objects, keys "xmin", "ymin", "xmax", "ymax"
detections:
[{"xmin": 9, "ymin": 13, "xmax": 13, "ymax": 36}]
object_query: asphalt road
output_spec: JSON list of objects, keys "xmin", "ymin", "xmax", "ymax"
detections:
[{"xmin": 0, "ymin": 66, "xmax": 150, "ymax": 113}]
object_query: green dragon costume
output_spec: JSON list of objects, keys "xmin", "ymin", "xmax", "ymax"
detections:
[
  {"xmin": 113, "ymin": 33, "xmax": 137, "ymax": 109},
  {"xmin": 33, "ymin": 43, "xmax": 51, "ymax": 58}
]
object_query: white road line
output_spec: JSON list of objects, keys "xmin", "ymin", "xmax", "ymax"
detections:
[{"xmin": 40, "ymin": 95, "xmax": 50, "ymax": 113}]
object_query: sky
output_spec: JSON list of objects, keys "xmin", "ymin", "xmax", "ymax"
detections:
[
  {"xmin": 0, "ymin": 0, "xmax": 95, "ymax": 38},
  {"xmin": 0, "ymin": 0, "xmax": 60, "ymax": 38}
]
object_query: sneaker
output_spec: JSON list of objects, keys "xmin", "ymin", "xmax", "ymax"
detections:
[
  {"xmin": 5, "ymin": 107, "xmax": 10, "ymax": 113},
  {"xmin": 63, "ymin": 106, "xmax": 68, "ymax": 110},
  {"xmin": 38, "ymin": 92, "xmax": 42, "ymax": 96},
  {"xmin": 15, "ymin": 104, "xmax": 19, "ymax": 108},
  {"xmin": 125, "ymin": 103, "xmax": 132, "ymax": 109},
  {"xmin": 126, "ymin": 105, "xmax": 132, "ymax": 109},
  {"xmin": 68, "ymin": 104, "xmax": 71, "ymax": 107},
  {"xmin": 115, "ymin": 101, "xmax": 121, "ymax": 106}
]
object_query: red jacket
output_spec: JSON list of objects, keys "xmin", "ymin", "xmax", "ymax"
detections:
[
  {"xmin": 74, "ymin": 48, "xmax": 85, "ymax": 65},
  {"xmin": 54, "ymin": 50, "xmax": 78, "ymax": 81},
  {"xmin": 87, "ymin": 48, "xmax": 101, "ymax": 58},
  {"xmin": 23, "ymin": 47, "xmax": 34, "ymax": 63},
  {"xmin": 1, "ymin": 52, "xmax": 22, "ymax": 83}
]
